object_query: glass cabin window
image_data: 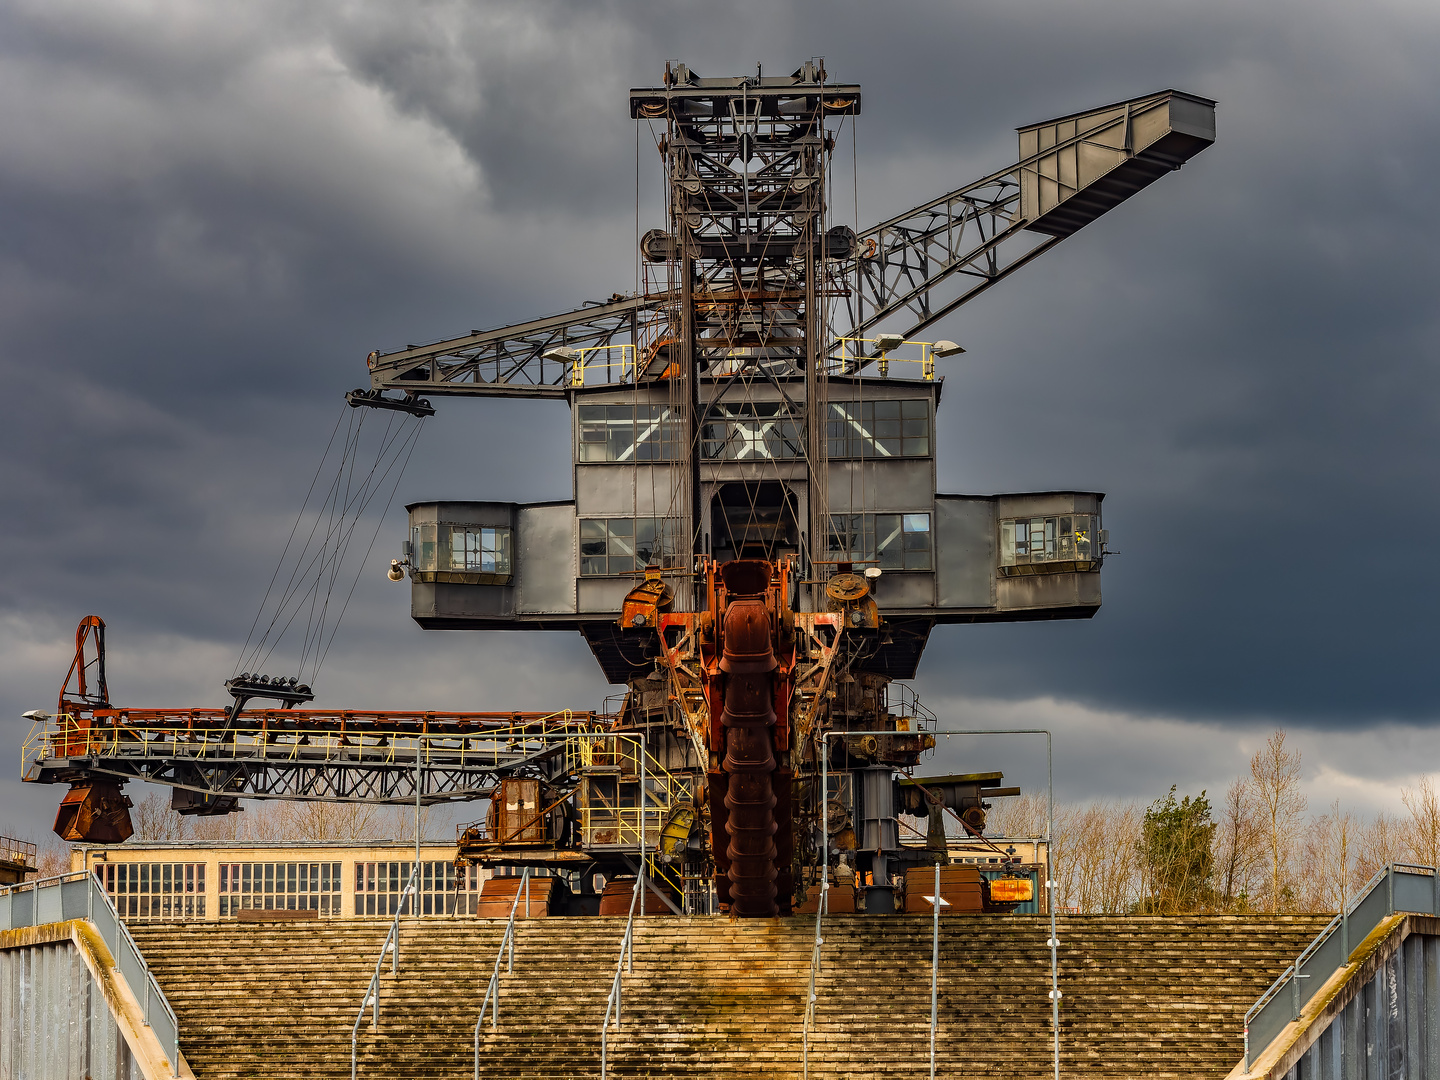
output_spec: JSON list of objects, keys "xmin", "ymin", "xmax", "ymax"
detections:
[
  {"xmin": 999, "ymin": 514, "xmax": 1097, "ymax": 568},
  {"xmin": 827, "ymin": 400, "xmax": 931, "ymax": 458},
  {"xmin": 580, "ymin": 517, "xmax": 683, "ymax": 576},
  {"xmin": 577, "ymin": 404, "xmax": 682, "ymax": 462},
  {"xmin": 447, "ymin": 526, "xmax": 511, "ymax": 574},
  {"xmin": 827, "ymin": 512, "xmax": 932, "ymax": 571},
  {"xmin": 411, "ymin": 524, "xmax": 438, "ymax": 572},
  {"xmin": 702, "ymin": 402, "xmax": 804, "ymax": 460}
]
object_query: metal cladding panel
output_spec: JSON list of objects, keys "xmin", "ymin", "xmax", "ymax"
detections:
[
  {"xmin": 995, "ymin": 491, "xmax": 1101, "ymax": 519},
  {"xmin": 414, "ymin": 582, "xmax": 511, "ymax": 620},
  {"xmin": 576, "ymin": 578, "xmax": 632, "ymax": 614},
  {"xmin": 873, "ymin": 572, "xmax": 934, "ymax": 609},
  {"xmin": 406, "ymin": 500, "xmax": 516, "ymax": 528},
  {"xmin": 826, "ymin": 460, "xmax": 935, "ymax": 512},
  {"xmin": 996, "ymin": 569, "xmax": 1100, "ymax": 613},
  {"xmin": 1018, "ymin": 89, "xmax": 1216, "ymax": 238},
  {"xmin": 0, "ymin": 940, "xmax": 143, "ymax": 1080},
  {"xmin": 935, "ymin": 496, "xmax": 995, "ymax": 609},
  {"xmin": 1279, "ymin": 932, "xmax": 1440, "ymax": 1080},
  {"xmin": 514, "ymin": 504, "xmax": 577, "ymax": 614},
  {"xmin": 575, "ymin": 465, "xmax": 680, "ymax": 517}
]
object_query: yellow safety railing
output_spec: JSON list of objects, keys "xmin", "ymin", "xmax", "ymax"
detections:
[
  {"xmin": 567, "ymin": 344, "xmax": 637, "ymax": 387},
  {"xmin": 21, "ymin": 711, "xmax": 602, "ymax": 779},
  {"xmin": 568, "ymin": 732, "xmax": 697, "ymax": 851},
  {"xmin": 831, "ymin": 336, "xmax": 938, "ymax": 379}
]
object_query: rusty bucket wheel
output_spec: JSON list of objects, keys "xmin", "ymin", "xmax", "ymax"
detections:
[{"xmin": 714, "ymin": 559, "xmax": 783, "ymax": 917}]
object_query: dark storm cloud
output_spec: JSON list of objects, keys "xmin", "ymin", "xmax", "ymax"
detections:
[{"xmin": 3, "ymin": 0, "xmax": 1439, "ymax": 838}]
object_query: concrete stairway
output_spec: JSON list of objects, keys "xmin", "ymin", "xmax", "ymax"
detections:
[{"xmin": 130, "ymin": 913, "xmax": 1330, "ymax": 1079}]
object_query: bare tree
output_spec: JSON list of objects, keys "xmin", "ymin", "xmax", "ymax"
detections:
[
  {"xmin": 1214, "ymin": 778, "xmax": 1265, "ymax": 910},
  {"xmin": 1299, "ymin": 800, "xmax": 1357, "ymax": 913},
  {"xmin": 984, "ymin": 793, "xmax": 1050, "ymax": 839},
  {"xmin": 286, "ymin": 801, "xmax": 387, "ymax": 842},
  {"xmin": 130, "ymin": 793, "xmax": 192, "ymax": 842},
  {"xmin": 1355, "ymin": 812, "xmax": 1402, "ymax": 885},
  {"xmin": 1250, "ymin": 730, "xmax": 1306, "ymax": 911},
  {"xmin": 36, "ymin": 842, "xmax": 72, "ymax": 876},
  {"xmin": 1401, "ymin": 775, "xmax": 1440, "ymax": 870}
]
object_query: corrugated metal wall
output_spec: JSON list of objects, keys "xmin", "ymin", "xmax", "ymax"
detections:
[
  {"xmin": 0, "ymin": 939, "xmax": 141, "ymax": 1080},
  {"xmin": 1283, "ymin": 933, "xmax": 1440, "ymax": 1080}
]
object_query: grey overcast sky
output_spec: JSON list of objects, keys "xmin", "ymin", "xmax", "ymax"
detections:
[{"xmin": 3, "ymin": 0, "xmax": 1439, "ymax": 841}]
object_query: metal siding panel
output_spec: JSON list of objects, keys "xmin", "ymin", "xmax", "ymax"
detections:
[
  {"xmin": 1409, "ymin": 937, "xmax": 1425, "ymax": 1074},
  {"xmin": 61, "ymin": 878, "xmax": 88, "ymax": 922},
  {"xmin": 576, "ymin": 578, "xmax": 633, "ymax": 614},
  {"xmin": 1427, "ymin": 936, "xmax": 1440, "ymax": 1080},
  {"xmin": 1369, "ymin": 975, "xmax": 1382, "ymax": 1080},
  {"xmin": 1386, "ymin": 949, "xmax": 1405, "ymax": 1079},
  {"xmin": 826, "ymin": 460, "xmax": 934, "ymax": 512},
  {"xmin": 1394, "ymin": 872, "xmax": 1435, "ymax": 914},
  {"xmin": 36, "ymin": 887, "xmax": 62, "ymax": 925},
  {"xmin": 1305, "ymin": 932, "xmax": 1349, "ymax": 1010},
  {"xmin": 935, "ymin": 496, "xmax": 995, "ymax": 609},
  {"xmin": 874, "ymin": 572, "xmax": 934, "ymax": 608},
  {"xmin": 1344, "ymin": 992, "xmax": 1363, "ymax": 1078},
  {"xmin": 575, "ymin": 465, "xmax": 678, "ymax": 517},
  {"xmin": 514, "ymin": 504, "xmax": 577, "ymax": 613}
]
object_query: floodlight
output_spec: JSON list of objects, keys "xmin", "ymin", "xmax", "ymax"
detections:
[{"xmin": 932, "ymin": 339, "xmax": 965, "ymax": 357}]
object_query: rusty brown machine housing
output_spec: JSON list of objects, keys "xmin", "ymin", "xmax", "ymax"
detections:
[{"xmin": 48, "ymin": 616, "xmax": 135, "ymax": 844}]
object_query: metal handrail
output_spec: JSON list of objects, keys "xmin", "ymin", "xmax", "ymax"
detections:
[
  {"xmin": 350, "ymin": 864, "xmax": 419, "ymax": 1080},
  {"xmin": 1242, "ymin": 862, "xmax": 1440, "ymax": 1070},
  {"xmin": 0, "ymin": 870, "xmax": 181, "ymax": 1077},
  {"xmin": 805, "ymin": 726, "xmax": 1058, "ymax": 1080},
  {"xmin": 599, "ymin": 875, "xmax": 643, "ymax": 1080},
  {"xmin": 471, "ymin": 868, "xmax": 532, "ymax": 1079},
  {"xmin": 800, "ymin": 874, "xmax": 826, "ymax": 1079}
]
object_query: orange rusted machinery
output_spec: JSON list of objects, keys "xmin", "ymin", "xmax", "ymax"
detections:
[
  {"xmin": 49, "ymin": 616, "xmax": 135, "ymax": 843},
  {"xmin": 709, "ymin": 559, "xmax": 787, "ymax": 917}
]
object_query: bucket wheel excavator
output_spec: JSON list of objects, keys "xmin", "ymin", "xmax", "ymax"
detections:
[{"xmin": 23, "ymin": 63, "xmax": 1213, "ymax": 917}]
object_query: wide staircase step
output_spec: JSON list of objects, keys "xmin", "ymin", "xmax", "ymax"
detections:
[{"xmin": 130, "ymin": 913, "xmax": 1330, "ymax": 1079}]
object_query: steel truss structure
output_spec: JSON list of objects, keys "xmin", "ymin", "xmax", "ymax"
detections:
[
  {"xmin": 23, "ymin": 710, "xmax": 603, "ymax": 807},
  {"xmin": 361, "ymin": 87, "xmax": 1212, "ymax": 401}
]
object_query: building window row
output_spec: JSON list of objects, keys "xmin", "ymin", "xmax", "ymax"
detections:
[
  {"xmin": 410, "ymin": 524, "xmax": 512, "ymax": 577},
  {"xmin": 827, "ymin": 512, "xmax": 933, "ymax": 571},
  {"xmin": 578, "ymin": 404, "xmax": 683, "ymax": 462},
  {"xmin": 355, "ymin": 860, "xmax": 484, "ymax": 916},
  {"xmin": 98, "ymin": 862, "xmax": 206, "ymax": 921},
  {"xmin": 701, "ymin": 402, "xmax": 804, "ymax": 461},
  {"xmin": 998, "ymin": 514, "xmax": 1098, "ymax": 570},
  {"xmin": 580, "ymin": 517, "xmax": 684, "ymax": 576},
  {"xmin": 218, "ymin": 861, "xmax": 343, "ymax": 916},
  {"xmin": 827, "ymin": 400, "xmax": 931, "ymax": 459},
  {"xmin": 578, "ymin": 399, "xmax": 933, "ymax": 464}
]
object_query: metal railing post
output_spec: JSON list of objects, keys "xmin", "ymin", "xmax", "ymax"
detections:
[
  {"xmin": 803, "ymin": 727, "xmax": 1057, "ymax": 1080},
  {"xmin": 929, "ymin": 860, "xmax": 940, "ymax": 1080},
  {"xmin": 601, "ymin": 869, "xmax": 642, "ymax": 1080},
  {"xmin": 473, "ymin": 867, "xmax": 531, "ymax": 1080},
  {"xmin": 0, "ymin": 873, "xmax": 181, "ymax": 1079},
  {"xmin": 803, "ymin": 730, "xmax": 831, "ymax": 1080},
  {"xmin": 352, "ymin": 862, "xmax": 419, "ymax": 1080}
]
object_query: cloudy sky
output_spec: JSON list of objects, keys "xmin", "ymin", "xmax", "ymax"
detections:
[{"xmin": 3, "ymin": 0, "xmax": 1439, "ymax": 842}]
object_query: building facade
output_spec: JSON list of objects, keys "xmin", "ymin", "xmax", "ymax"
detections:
[{"xmin": 70, "ymin": 841, "xmax": 489, "ymax": 923}]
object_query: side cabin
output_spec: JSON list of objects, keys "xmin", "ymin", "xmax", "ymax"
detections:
[{"xmin": 403, "ymin": 374, "xmax": 1104, "ymax": 682}]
